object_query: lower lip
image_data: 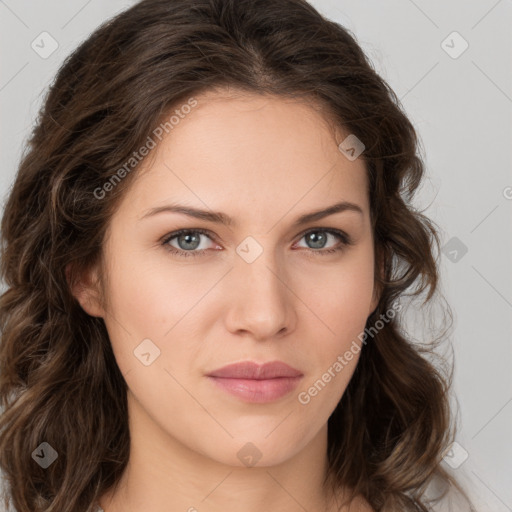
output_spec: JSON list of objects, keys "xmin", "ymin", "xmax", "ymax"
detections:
[{"xmin": 207, "ymin": 376, "xmax": 303, "ymax": 403}]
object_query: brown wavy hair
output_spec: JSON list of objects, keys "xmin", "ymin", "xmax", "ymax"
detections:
[{"xmin": 0, "ymin": 0, "xmax": 475, "ymax": 510}]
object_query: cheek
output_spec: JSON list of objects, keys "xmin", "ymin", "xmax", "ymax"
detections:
[
  {"xmin": 102, "ymin": 250, "xmax": 223, "ymax": 371},
  {"xmin": 103, "ymin": 236, "xmax": 375, "ymax": 375},
  {"xmin": 106, "ymin": 250, "xmax": 213, "ymax": 330},
  {"xmin": 294, "ymin": 250, "xmax": 374, "ymax": 413},
  {"xmin": 299, "ymin": 245, "xmax": 375, "ymax": 343}
]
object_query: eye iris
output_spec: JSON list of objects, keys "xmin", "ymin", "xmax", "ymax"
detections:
[
  {"xmin": 178, "ymin": 232, "xmax": 201, "ymax": 250},
  {"xmin": 306, "ymin": 231, "xmax": 327, "ymax": 249}
]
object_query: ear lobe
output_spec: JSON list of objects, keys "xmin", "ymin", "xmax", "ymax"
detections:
[
  {"xmin": 66, "ymin": 263, "xmax": 105, "ymax": 318},
  {"xmin": 369, "ymin": 285, "xmax": 380, "ymax": 317}
]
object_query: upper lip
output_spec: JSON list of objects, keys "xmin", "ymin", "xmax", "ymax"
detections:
[{"xmin": 207, "ymin": 361, "xmax": 303, "ymax": 379}]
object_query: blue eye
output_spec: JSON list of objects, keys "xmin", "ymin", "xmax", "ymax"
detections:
[
  {"xmin": 162, "ymin": 228, "xmax": 215, "ymax": 257},
  {"xmin": 295, "ymin": 229, "xmax": 352, "ymax": 254},
  {"xmin": 161, "ymin": 228, "xmax": 352, "ymax": 258}
]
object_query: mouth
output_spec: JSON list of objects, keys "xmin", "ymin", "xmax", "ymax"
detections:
[
  {"xmin": 206, "ymin": 360, "xmax": 303, "ymax": 403},
  {"xmin": 207, "ymin": 375, "xmax": 303, "ymax": 403}
]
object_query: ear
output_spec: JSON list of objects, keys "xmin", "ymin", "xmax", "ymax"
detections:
[
  {"xmin": 368, "ymin": 251, "xmax": 385, "ymax": 316},
  {"xmin": 66, "ymin": 262, "xmax": 105, "ymax": 318}
]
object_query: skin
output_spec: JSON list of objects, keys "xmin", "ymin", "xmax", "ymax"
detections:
[{"xmin": 73, "ymin": 88, "xmax": 379, "ymax": 512}]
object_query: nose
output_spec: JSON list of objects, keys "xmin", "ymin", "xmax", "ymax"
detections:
[{"xmin": 223, "ymin": 247, "xmax": 297, "ymax": 341}]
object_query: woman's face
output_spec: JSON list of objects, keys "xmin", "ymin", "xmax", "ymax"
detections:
[{"xmin": 79, "ymin": 89, "xmax": 379, "ymax": 467}]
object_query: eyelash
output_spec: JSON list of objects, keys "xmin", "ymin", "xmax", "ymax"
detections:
[{"xmin": 161, "ymin": 228, "xmax": 353, "ymax": 258}]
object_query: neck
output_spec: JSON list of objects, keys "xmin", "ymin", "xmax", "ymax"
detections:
[{"xmin": 99, "ymin": 390, "xmax": 348, "ymax": 512}]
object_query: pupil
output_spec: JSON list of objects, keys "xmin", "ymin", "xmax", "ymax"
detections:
[
  {"xmin": 308, "ymin": 232, "xmax": 326, "ymax": 249},
  {"xmin": 176, "ymin": 232, "xmax": 327, "ymax": 251},
  {"xmin": 179, "ymin": 233, "xmax": 200, "ymax": 250}
]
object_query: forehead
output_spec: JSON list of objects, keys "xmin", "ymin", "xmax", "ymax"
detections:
[{"xmin": 118, "ymin": 89, "xmax": 369, "ymax": 223}]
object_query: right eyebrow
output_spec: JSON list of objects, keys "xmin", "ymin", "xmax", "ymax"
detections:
[
  {"xmin": 139, "ymin": 200, "xmax": 364, "ymax": 228},
  {"xmin": 139, "ymin": 204, "xmax": 235, "ymax": 226}
]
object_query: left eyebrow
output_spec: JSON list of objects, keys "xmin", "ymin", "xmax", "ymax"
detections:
[
  {"xmin": 291, "ymin": 201, "xmax": 364, "ymax": 227},
  {"xmin": 139, "ymin": 200, "xmax": 364, "ymax": 227}
]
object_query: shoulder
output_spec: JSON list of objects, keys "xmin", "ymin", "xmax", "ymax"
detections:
[
  {"xmin": 334, "ymin": 487, "xmax": 375, "ymax": 512},
  {"xmin": 353, "ymin": 494, "xmax": 375, "ymax": 511},
  {"xmin": 331, "ymin": 487, "xmax": 375, "ymax": 512}
]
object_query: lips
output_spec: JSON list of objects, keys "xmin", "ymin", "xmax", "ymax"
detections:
[
  {"xmin": 206, "ymin": 361, "xmax": 303, "ymax": 403},
  {"xmin": 207, "ymin": 361, "xmax": 303, "ymax": 379}
]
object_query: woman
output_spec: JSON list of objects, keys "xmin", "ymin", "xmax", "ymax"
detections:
[{"xmin": 0, "ymin": 0, "xmax": 476, "ymax": 511}]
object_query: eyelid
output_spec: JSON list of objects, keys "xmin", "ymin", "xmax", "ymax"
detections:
[
  {"xmin": 161, "ymin": 228, "xmax": 220, "ymax": 251},
  {"xmin": 161, "ymin": 226, "xmax": 353, "ymax": 257},
  {"xmin": 293, "ymin": 226, "xmax": 352, "ymax": 245}
]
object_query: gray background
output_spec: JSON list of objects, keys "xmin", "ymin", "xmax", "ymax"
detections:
[{"xmin": 1, "ymin": 1, "xmax": 511, "ymax": 511}]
